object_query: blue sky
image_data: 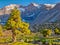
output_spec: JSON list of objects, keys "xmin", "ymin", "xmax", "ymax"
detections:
[{"xmin": 0, "ymin": 0, "xmax": 60, "ymax": 8}]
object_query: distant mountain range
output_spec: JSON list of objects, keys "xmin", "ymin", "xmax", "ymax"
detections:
[{"xmin": 0, "ymin": 3, "xmax": 60, "ymax": 27}]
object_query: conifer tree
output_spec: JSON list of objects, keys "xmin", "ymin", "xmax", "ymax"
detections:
[{"xmin": 5, "ymin": 8, "xmax": 30, "ymax": 42}]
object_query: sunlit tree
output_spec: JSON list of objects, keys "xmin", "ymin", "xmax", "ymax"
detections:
[
  {"xmin": 54, "ymin": 28, "xmax": 60, "ymax": 35},
  {"xmin": 0, "ymin": 25, "xmax": 3, "ymax": 36},
  {"xmin": 5, "ymin": 8, "xmax": 30, "ymax": 42},
  {"xmin": 41, "ymin": 29, "xmax": 52, "ymax": 37}
]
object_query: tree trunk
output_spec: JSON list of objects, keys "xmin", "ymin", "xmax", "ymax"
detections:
[{"xmin": 12, "ymin": 29, "xmax": 16, "ymax": 42}]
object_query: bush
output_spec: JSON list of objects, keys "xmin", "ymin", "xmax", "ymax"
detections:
[
  {"xmin": 54, "ymin": 28, "xmax": 60, "ymax": 35},
  {"xmin": 40, "ymin": 29, "xmax": 52, "ymax": 37},
  {"xmin": 10, "ymin": 42, "xmax": 38, "ymax": 45},
  {"xmin": 0, "ymin": 37, "xmax": 12, "ymax": 43},
  {"xmin": 0, "ymin": 25, "xmax": 3, "ymax": 36}
]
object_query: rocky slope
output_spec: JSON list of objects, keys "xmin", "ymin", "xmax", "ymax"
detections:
[{"xmin": 0, "ymin": 3, "xmax": 60, "ymax": 27}]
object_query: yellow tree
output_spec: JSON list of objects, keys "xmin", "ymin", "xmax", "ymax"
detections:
[
  {"xmin": 5, "ymin": 8, "xmax": 30, "ymax": 42},
  {"xmin": 54, "ymin": 28, "xmax": 60, "ymax": 35},
  {"xmin": 46, "ymin": 29, "xmax": 52, "ymax": 37},
  {"xmin": 41, "ymin": 29, "xmax": 52, "ymax": 37},
  {"xmin": 0, "ymin": 25, "xmax": 3, "ymax": 36}
]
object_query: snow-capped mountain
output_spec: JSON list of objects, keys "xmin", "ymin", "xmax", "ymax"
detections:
[
  {"xmin": 5, "ymin": 4, "xmax": 19, "ymax": 10},
  {"xmin": 0, "ymin": 3, "xmax": 60, "ymax": 27},
  {"xmin": 44, "ymin": 4, "xmax": 56, "ymax": 10}
]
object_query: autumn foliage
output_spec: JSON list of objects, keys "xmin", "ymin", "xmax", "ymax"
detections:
[
  {"xmin": 4, "ymin": 8, "xmax": 30, "ymax": 42},
  {"xmin": 5, "ymin": 8, "xmax": 30, "ymax": 34}
]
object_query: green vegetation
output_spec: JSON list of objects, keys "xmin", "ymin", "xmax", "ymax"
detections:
[
  {"xmin": 54, "ymin": 28, "xmax": 60, "ymax": 35},
  {"xmin": 0, "ymin": 8, "xmax": 60, "ymax": 45},
  {"xmin": 40, "ymin": 29, "xmax": 52, "ymax": 37},
  {"xmin": 0, "ymin": 25, "xmax": 3, "ymax": 36},
  {"xmin": 4, "ymin": 8, "xmax": 30, "ymax": 42},
  {"xmin": 10, "ymin": 42, "xmax": 38, "ymax": 45},
  {"xmin": 0, "ymin": 37, "xmax": 12, "ymax": 43}
]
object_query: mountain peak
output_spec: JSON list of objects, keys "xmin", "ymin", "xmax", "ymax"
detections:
[
  {"xmin": 44, "ymin": 4, "xmax": 56, "ymax": 10},
  {"xmin": 29, "ymin": 3, "xmax": 41, "ymax": 8},
  {"xmin": 5, "ymin": 4, "xmax": 20, "ymax": 10},
  {"xmin": 31, "ymin": 3, "xmax": 39, "ymax": 7}
]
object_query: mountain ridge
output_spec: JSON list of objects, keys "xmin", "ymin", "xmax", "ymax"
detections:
[{"xmin": 0, "ymin": 3, "xmax": 60, "ymax": 26}]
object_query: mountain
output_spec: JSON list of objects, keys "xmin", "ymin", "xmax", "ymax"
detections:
[{"xmin": 0, "ymin": 3, "xmax": 60, "ymax": 31}]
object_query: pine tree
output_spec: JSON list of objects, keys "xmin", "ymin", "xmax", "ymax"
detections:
[{"xmin": 5, "ymin": 8, "xmax": 30, "ymax": 42}]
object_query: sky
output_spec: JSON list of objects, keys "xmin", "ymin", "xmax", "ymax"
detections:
[{"xmin": 0, "ymin": 0, "xmax": 60, "ymax": 8}]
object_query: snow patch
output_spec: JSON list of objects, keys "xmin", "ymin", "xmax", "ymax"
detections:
[
  {"xmin": 32, "ymin": 3, "xmax": 39, "ymax": 7},
  {"xmin": 19, "ymin": 8, "xmax": 25, "ymax": 12},
  {"xmin": 28, "ymin": 13, "xmax": 35, "ymax": 17},
  {"xmin": 5, "ymin": 4, "xmax": 19, "ymax": 10},
  {"xmin": 32, "ymin": 3, "xmax": 41, "ymax": 8},
  {"xmin": 44, "ymin": 4, "xmax": 56, "ymax": 8}
]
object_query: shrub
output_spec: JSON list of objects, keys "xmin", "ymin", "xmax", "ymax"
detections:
[
  {"xmin": 0, "ymin": 25, "xmax": 3, "ymax": 36},
  {"xmin": 40, "ymin": 29, "xmax": 52, "ymax": 37},
  {"xmin": 54, "ymin": 28, "xmax": 60, "ymax": 35},
  {"xmin": 10, "ymin": 42, "xmax": 38, "ymax": 45}
]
